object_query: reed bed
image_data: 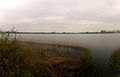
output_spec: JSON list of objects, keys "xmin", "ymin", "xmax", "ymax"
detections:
[
  {"xmin": 21, "ymin": 40, "xmax": 89, "ymax": 59},
  {"xmin": 20, "ymin": 38, "xmax": 98, "ymax": 77},
  {"xmin": 0, "ymin": 31, "xmax": 98, "ymax": 77}
]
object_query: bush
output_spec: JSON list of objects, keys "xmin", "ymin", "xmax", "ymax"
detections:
[
  {"xmin": 110, "ymin": 48, "xmax": 120, "ymax": 73},
  {"xmin": 77, "ymin": 49, "xmax": 96, "ymax": 77},
  {"xmin": 0, "ymin": 32, "xmax": 33, "ymax": 77},
  {"xmin": 52, "ymin": 48, "xmax": 97, "ymax": 77},
  {"xmin": 0, "ymin": 31, "xmax": 60, "ymax": 77}
]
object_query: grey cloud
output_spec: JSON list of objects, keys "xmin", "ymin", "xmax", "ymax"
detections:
[{"xmin": 0, "ymin": 0, "xmax": 120, "ymax": 32}]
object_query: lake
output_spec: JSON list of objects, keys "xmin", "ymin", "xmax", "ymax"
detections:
[{"xmin": 18, "ymin": 34, "xmax": 120, "ymax": 77}]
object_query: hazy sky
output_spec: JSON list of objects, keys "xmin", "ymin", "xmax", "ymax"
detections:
[{"xmin": 0, "ymin": 0, "xmax": 120, "ymax": 32}]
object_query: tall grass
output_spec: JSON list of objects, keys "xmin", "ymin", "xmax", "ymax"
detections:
[
  {"xmin": 0, "ymin": 31, "xmax": 33, "ymax": 76},
  {"xmin": 110, "ymin": 48, "xmax": 120, "ymax": 72},
  {"xmin": 0, "ymin": 30, "xmax": 97, "ymax": 77},
  {"xmin": 22, "ymin": 39, "xmax": 97, "ymax": 77},
  {"xmin": 0, "ymin": 31, "xmax": 57, "ymax": 77},
  {"xmin": 23, "ymin": 41, "xmax": 90, "ymax": 58},
  {"xmin": 110, "ymin": 48, "xmax": 120, "ymax": 77}
]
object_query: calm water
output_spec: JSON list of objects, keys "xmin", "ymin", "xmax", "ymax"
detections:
[{"xmin": 19, "ymin": 34, "xmax": 120, "ymax": 77}]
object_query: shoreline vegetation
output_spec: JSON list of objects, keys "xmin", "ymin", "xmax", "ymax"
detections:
[
  {"xmin": 1, "ymin": 29, "xmax": 120, "ymax": 77},
  {"xmin": 3, "ymin": 30, "xmax": 120, "ymax": 34},
  {"xmin": 0, "ymin": 31, "xmax": 97, "ymax": 77},
  {"xmin": 110, "ymin": 48, "xmax": 120, "ymax": 76}
]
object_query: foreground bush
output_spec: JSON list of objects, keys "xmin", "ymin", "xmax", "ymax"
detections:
[
  {"xmin": 0, "ymin": 32, "xmax": 56, "ymax": 77},
  {"xmin": 78, "ymin": 48, "xmax": 96, "ymax": 77},
  {"xmin": 52, "ymin": 48, "xmax": 97, "ymax": 77},
  {"xmin": 0, "ymin": 32, "xmax": 34, "ymax": 76},
  {"xmin": 110, "ymin": 48, "xmax": 120, "ymax": 73}
]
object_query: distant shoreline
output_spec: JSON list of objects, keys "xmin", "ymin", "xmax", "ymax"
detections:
[{"xmin": 5, "ymin": 32, "xmax": 120, "ymax": 34}]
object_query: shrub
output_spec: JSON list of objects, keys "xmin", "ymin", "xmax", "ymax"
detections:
[
  {"xmin": 77, "ymin": 49, "xmax": 96, "ymax": 77},
  {"xmin": 0, "ymin": 32, "xmax": 33, "ymax": 77},
  {"xmin": 52, "ymin": 48, "xmax": 97, "ymax": 77},
  {"xmin": 0, "ymin": 31, "xmax": 60, "ymax": 77},
  {"xmin": 110, "ymin": 48, "xmax": 120, "ymax": 73}
]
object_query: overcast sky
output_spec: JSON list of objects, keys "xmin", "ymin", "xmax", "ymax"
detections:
[{"xmin": 0, "ymin": 0, "xmax": 120, "ymax": 32}]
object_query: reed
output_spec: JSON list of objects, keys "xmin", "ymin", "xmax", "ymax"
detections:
[
  {"xmin": 110, "ymin": 48, "xmax": 120, "ymax": 73},
  {"xmin": 22, "ymin": 39, "xmax": 97, "ymax": 77},
  {"xmin": 0, "ymin": 31, "xmax": 58, "ymax": 77},
  {"xmin": 0, "ymin": 30, "xmax": 97, "ymax": 77}
]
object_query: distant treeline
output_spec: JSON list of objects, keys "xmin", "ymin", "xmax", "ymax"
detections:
[
  {"xmin": 5, "ymin": 32, "xmax": 82, "ymax": 34},
  {"xmin": 3, "ymin": 30, "xmax": 120, "ymax": 34}
]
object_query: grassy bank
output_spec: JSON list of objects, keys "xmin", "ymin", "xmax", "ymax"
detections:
[{"xmin": 0, "ymin": 32, "xmax": 97, "ymax": 77}]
